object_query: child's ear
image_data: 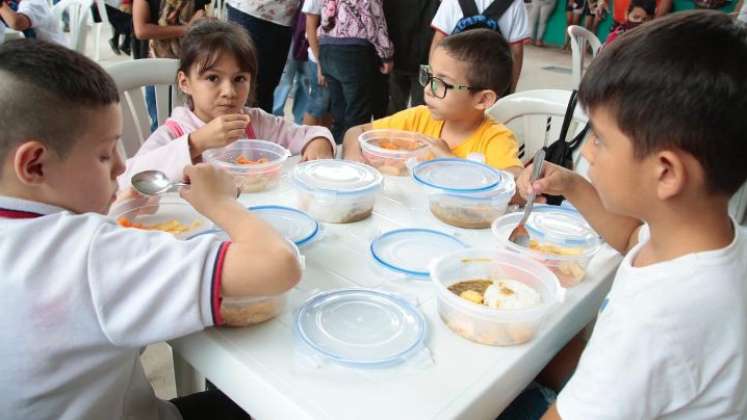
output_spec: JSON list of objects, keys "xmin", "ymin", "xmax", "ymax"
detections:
[
  {"xmin": 177, "ymin": 70, "xmax": 192, "ymax": 95},
  {"xmin": 473, "ymin": 89, "xmax": 498, "ymax": 111},
  {"xmin": 13, "ymin": 141, "xmax": 50, "ymax": 186},
  {"xmin": 654, "ymin": 150, "xmax": 688, "ymax": 200}
]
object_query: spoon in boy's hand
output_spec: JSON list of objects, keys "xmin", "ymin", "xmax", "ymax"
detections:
[
  {"xmin": 508, "ymin": 149, "xmax": 546, "ymax": 248},
  {"xmin": 131, "ymin": 170, "xmax": 190, "ymax": 196}
]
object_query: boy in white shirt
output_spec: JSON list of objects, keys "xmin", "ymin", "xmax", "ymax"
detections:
[
  {"xmin": 510, "ymin": 10, "xmax": 747, "ymax": 420},
  {"xmin": 0, "ymin": 0, "xmax": 65, "ymax": 45},
  {"xmin": 0, "ymin": 39, "xmax": 301, "ymax": 420}
]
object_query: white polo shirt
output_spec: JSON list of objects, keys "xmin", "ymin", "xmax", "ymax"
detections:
[
  {"xmin": 0, "ymin": 196, "xmax": 229, "ymax": 420},
  {"xmin": 431, "ymin": 0, "xmax": 530, "ymax": 44},
  {"xmin": 557, "ymin": 224, "xmax": 747, "ymax": 419},
  {"xmin": 18, "ymin": 0, "xmax": 66, "ymax": 45}
]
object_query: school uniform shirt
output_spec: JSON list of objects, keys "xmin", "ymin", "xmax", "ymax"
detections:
[
  {"xmin": 557, "ymin": 223, "xmax": 747, "ymax": 419},
  {"xmin": 431, "ymin": 0, "xmax": 530, "ymax": 44},
  {"xmin": 17, "ymin": 0, "xmax": 66, "ymax": 45},
  {"xmin": 0, "ymin": 196, "xmax": 229, "ymax": 420},
  {"xmin": 371, "ymin": 105, "xmax": 522, "ymax": 169},
  {"xmin": 118, "ymin": 106, "xmax": 335, "ymax": 188}
]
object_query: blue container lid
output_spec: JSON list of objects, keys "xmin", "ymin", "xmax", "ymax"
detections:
[
  {"xmin": 412, "ymin": 158, "xmax": 503, "ymax": 193},
  {"xmin": 526, "ymin": 205, "xmax": 599, "ymax": 248},
  {"xmin": 370, "ymin": 228, "xmax": 468, "ymax": 278},
  {"xmin": 295, "ymin": 289, "xmax": 427, "ymax": 367},
  {"xmin": 187, "ymin": 205, "xmax": 319, "ymax": 247}
]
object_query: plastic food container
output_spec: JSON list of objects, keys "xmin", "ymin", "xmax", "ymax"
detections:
[
  {"xmin": 492, "ymin": 205, "xmax": 601, "ymax": 288},
  {"xmin": 412, "ymin": 158, "xmax": 516, "ymax": 229},
  {"xmin": 109, "ymin": 195, "xmax": 212, "ymax": 239},
  {"xmin": 292, "ymin": 160, "xmax": 383, "ymax": 223},
  {"xmin": 430, "ymin": 248, "xmax": 565, "ymax": 346},
  {"xmin": 358, "ymin": 129, "xmax": 436, "ymax": 176},
  {"xmin": 189, "ymin": 228, "xmax": 304, "ymax": 327},
  {"xmin": 203, "ymin": 140, "xmax": 290, "ymax": 193}
]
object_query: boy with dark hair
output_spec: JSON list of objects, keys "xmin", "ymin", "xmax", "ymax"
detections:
[
  {"xmin": 343, "ymin": 28, "xmax": 522, "ymax": 175},
  {"xmin": 512, "ymin": 10, "xmax": 747, "ymax": 419},
  {"xmin": 0, "ymin": 39, "xmax": 301, "ymax": 419}
]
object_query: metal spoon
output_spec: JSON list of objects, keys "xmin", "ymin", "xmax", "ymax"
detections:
[
  {"xmin": 508, "ymin": 148, "xmax": 546, "ymax": 248},
  {"xmin": 131, "ymin": 170, "xmax": 189, "ymax": 196}
]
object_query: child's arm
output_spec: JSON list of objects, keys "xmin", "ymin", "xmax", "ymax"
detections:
[
  {"xmin": 0, "ymin": 2, "xmax": 30, "ymax": 30},
  {"xmin": 249, "ymin": 108, "xmax": 334, "ymax": 159},
  {"xmin": 305, "ymin": 12, "xmax": 324, "ymax": 85},
  {"xmin": 517, "ymin": 161, "xmax": 643, "ymax": 254},
  {"xmin": 342, "ymin": 123, "xmax": 373, "ymax": 162},
  {"xmin": 181, "ymin": 164, "xmax": 302, "ymax": 297}
]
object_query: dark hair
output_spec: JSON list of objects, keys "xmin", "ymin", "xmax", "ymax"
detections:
[
  {"xmin": 0, "ymin": 39, "xmax": 119, "ymax": 164},
  {"xmin": 438, "ymin": 29, "xmax": 513, "ymax": 97},
  {"xmin": 628, "ymin": 0, "xmax": 656, "ymax": 16},
  {"xmin": 579, "ymin": 11, "xmax": 747, "ymax": 196},
  {"xmin": 178, "ymin": 20, "xmax": 258, "ymax": 106}
]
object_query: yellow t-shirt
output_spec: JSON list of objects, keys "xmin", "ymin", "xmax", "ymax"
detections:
[{"xmin": 371, "ymin": 105, "xmax": 523, "ymax": 170}]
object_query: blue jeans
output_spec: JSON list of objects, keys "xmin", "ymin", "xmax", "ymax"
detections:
[
  {"xmin": 272, "ymin": 58, "xmax": 310, "ymax": 124},
  {"xmin": 319, "ymin": 44, "xmax": 379, "ymax": 143},
  {"xmin": 145, "ymin": 86, "xmax": 158, "ymax": 133},
  {"xmin": 227, "ymin": 5, "xmax": 292, "ymax": 113},
  {"xmin": 496, "ymin": 382, "xmax": 557, "ymax": 420},
  {"xmin": 305, "ymin": 61, "xmax": 332, "ymax": 118}
]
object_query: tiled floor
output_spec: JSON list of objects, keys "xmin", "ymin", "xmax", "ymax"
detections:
[{"xmin": 82, "ymin": 25, "xmax": 574, "ymax": 400}]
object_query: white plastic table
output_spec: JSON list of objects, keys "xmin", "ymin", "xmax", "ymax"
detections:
[{"xmin": 169, "ymin": 159, "xmax": 622, "ymax": 420}]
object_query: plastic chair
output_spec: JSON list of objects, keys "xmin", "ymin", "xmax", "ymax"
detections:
[
  {"xmin": 485, "ymin": 89, "xmax": 591, "ymax": 176},
  {"xmin": 52, "ymin": 0, "xmax": 93, "ymax": 53},
  {"xmin": 91, "ymin": 0, "xmax": 110, "ymax": 61},
  {"xmin": 105, "ymin": 58, "xmax": 181, "ymax": 158},
  {"xmin": 567, "ymin": 25, "xmax": 602, "ymax": 89},
  {"xmin": 730, "ymin": 181, "xmax": 747, "ymax": 226}
]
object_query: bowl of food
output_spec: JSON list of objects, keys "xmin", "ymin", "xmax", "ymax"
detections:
[
  {"xmin": 358, "ymin": 129, "xmax": 436, "ymax": 176},
  {"xmin": 413, "ymin": 158, "xmax": 515, "ymax": 229},
  {"xmin": 430, "ymin": 248, "xmax": 565, "ymax": 346},
  {"xmin": 492, "ymin": 205, "xmax": 601, "ymax": 287},
  {"xmin": 203, "ymin": 139, "xmax": 290, "ymax": 193},
  {"xmin": 292, "ymin": 160, "xmax": 383, "ymax": 224},
  {"xmin": 110, "ymin": 195, "xmax": 212, "ymax": 239}
]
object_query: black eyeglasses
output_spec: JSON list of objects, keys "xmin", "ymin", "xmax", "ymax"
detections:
[{"xmin": 418, "ymin": 65, "xmax": 482, "ymax": 99}]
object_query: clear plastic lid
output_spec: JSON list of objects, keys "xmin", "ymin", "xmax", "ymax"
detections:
[
  {"xmin": 295, "ymin": 289, "xmax": 427, "ymax": 367},
  {"xmin": 187, "ymin": 205, "xmax": 319, "ymax": 247},
  {"xmin": 249, "ymin": 205, "xmax": 319, "ymax": 246},
  {"xmin": 412, "ymin": 158, "xmax": 502, "ymax": 192},
  {"xmin": 293, "ymin": 160, "xmax": 383, "ymax": 195},
  {"xmin": 526, "ymin": 205, "xmax": 600, "ymax": 248},
  {"xmin": 370, "ymin": 228, "xmax": 468, "ymax": 278}
]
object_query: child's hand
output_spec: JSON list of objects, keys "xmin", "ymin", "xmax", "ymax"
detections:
[
  {"xmin": 188, "ymin": 113, "xmax": 251, "ymax": 157},
  {"xmin": 380, "ymin": 61, "xmax": 394, "ymax": 75},
  {"xmin": 516, "ymin": 161, "xmax": 578, "ymax": 201},
  {"xmin": 342, "ymin": 140, "xmax": 366, "ymax": 163},
  {"xmin": 302, "ymin": 138, "xmax": 334, "ymax": 161},
  {"xmin": 179, "ymin": 164, "xmax": 238, "ymax": 215},
  {"xmin": 423, "ymin": 137, "xmax": 454, "ymax": 159}
]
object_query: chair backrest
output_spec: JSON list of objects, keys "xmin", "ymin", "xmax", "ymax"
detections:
[
  {"xmin": 567, "ymin": 25, "xmax": 602, "ymax": 89},
  {"xmin": 485, "ymin": 89, "xmax": 590, "ymax": 174},
  {"xmin": 52, "ymin": 0, "xmax": 92, "ymax": 52},
  {"xmin": 105, "ymin": 58, "xmax": 181, "ymax": 158},
  {"xmin": 730, "ymin": 181, "xmax": 747, "ymax": 226}
]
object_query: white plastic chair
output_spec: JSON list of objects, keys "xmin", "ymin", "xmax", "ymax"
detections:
[
  {"xmin": 52, "ymin": 0, "xmax": 93, "ymax": 53},
  {"xmin": 486, "ymin": 89, "xmax": 589, "ymax": 171},
  {"xmin": 210, "ymin": 0, "xmax": 227, "ymax": 20},
  {"xmin": 91, "ymin": 0, "xmax": 110, "ymax": 61},
  {"xmin": 567, "ymin": 25, "xmax": 602, "ymax": 89},
  {"xmin": 730, "ymin": 181, "xmax": 747, "ymax": 226},
  {"xmin": 105, "ymin": 58, "xmax": 181, "ymax": 158}
]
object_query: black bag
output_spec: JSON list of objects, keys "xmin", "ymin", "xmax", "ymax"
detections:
[
  {"xmin": 541, "ymin": 89, "xmax": 589, "ymax": 204},
  {"xmin": 453, "ymin": 0, "xmax": 515, "ymax": 35}
]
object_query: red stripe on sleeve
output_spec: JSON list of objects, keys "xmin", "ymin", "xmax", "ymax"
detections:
[{"xmin": 211, "ymin": 241, "xmax": 231, "ymax": 326}]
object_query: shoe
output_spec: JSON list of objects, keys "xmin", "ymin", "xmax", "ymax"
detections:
[
  {"xmin": 120, "ymin": 41, "xmax": 131, "ymax": 56},
  {"xmin": 109, "ymin": 38, "xmax": 121, "ymax": 55}
]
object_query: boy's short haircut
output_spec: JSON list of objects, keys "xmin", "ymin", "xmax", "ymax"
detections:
[
  {"xmin": 438, "ymin": 29, "xmax": 513, "ymax": 97},
  {"xmin": 579, "ymin": 11, "xmax": 747, "ymax": 196},
  {"xmin": 629, "ymin": 0, "xmax": 656, "ymax": 16},
  {"xmin": 0, "ymin": 39, "xmax": 120, "ymax": 165}
]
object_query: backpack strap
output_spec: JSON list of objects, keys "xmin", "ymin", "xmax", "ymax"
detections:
[
  {"xmin": 482, "ymin": 0, "xmax": 515, "ymax": 21},
  {"xmin": 458, "ymin": 0, "xmax": 480, "ymax": 17},
  {"xmin": 164, "ymin": 119, "xmax": 185, "ymax": 138}
]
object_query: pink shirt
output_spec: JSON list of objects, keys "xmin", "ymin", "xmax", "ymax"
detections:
[
  {"xmin": 318, "ymin": 0, "xmax": 394, "ymax": 61},
  {"xmin": 119, "ymin": 106, "xmax": 335, "ymax": 188}
]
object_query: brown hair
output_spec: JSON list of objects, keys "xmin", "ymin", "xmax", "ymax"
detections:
[
  {"xmin": 178, "ymin": 20, "xmax": 259, "ymax": 106},
  {"xmin": 0, "ymin": 39, "xmax": 119, "ymax": 164},
  {"xmin": 579, "ymin": 11, "xmax": 747, "ymax": 195}
]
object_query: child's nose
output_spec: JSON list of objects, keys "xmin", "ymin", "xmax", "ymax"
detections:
[
  {"xmin": 221, "ymin": 81, "xmax": 237, "ymax": 97},
  {"xmin": 112, "ymin": 146, "xmax": 126, "ymax": 177}
]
